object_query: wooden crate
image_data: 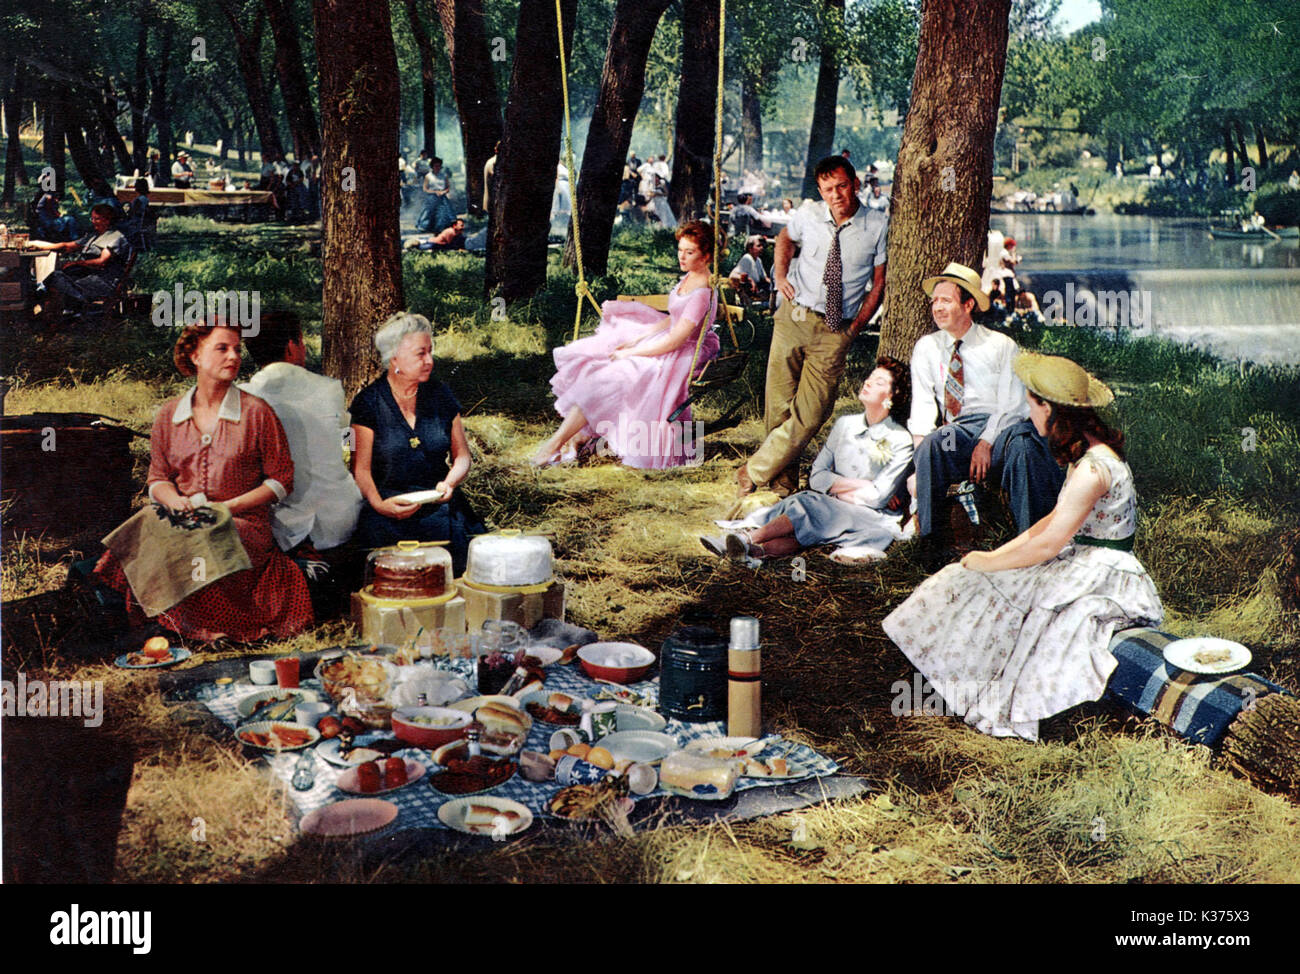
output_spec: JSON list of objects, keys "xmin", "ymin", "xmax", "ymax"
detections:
[
  {"xmin": 350, "ymin": 589, "xmax": 467, "ymax": 644},
  {"xmin": 459, "ymin": 578, "xmax": 566, "ymax": 632}
]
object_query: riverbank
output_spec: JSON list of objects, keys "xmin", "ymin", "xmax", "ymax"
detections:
[{"xmin": 3, "ymin": 220, "xmax": 1299, "ymax": 883}]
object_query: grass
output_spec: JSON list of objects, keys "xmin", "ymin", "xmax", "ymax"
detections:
[{"xmin": 3, "ymin": 215, "xmax": 1299, "ymax": 884}]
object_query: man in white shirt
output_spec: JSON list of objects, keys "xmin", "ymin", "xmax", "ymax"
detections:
[
  {"xmin": 739, "ymin": 155, "xmax": 888, "ymax": 497},
  {"xmin": 240, "ymin": 310, "xmax": 363, "ymax": 552},
  {"xmin": 728, "ymin": 234, "xmax": 770, "ymax": 302},
  {"xmin": 907, "ymin": 262, "xmax": 1064, "ymax": 554},
  {"xmin": 171, "ymin": 151, "xmax": 194, "ymax": 189}
]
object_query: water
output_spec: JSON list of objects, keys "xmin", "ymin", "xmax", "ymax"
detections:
[{"xmin": 990, "ymin": 215, "xmax": 1300, "ymax": 364}]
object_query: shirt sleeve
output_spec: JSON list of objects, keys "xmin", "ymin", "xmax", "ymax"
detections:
[
  {"xmin": 871, "ymin": 214, "xmax": 889, "ymax": 267},
  {"xmin": 785, "ymin": 209, "xmax": 804, "ymax": 246},
  {"xmin": 251, "ymin": 397, "xmax": 295, "ymax": 498},
  {"xmin": 852, "ymin": 430, "xmax": 914, "ymax": 509},
  {"xmin": 146, "ymin": 402, "xmax": 178, "ymax": 497},
  {"xmin": 349, "ymin": 384, "xmax": 377, "ymax": 429},
  {"xmin": 981, "ymin": 336, "xmax": 1027, "ymax": 444},
  {"xmin": 907, "ymin": 339, "xmax": 941, "ymax": 438},
  {"xmin": 808, "ymin": 420, "xmax": 845, "ymax": 493}
]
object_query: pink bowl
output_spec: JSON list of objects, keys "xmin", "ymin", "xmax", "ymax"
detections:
[
  {"xmin": 391, "ymin": 706, "xmax": 472, "ymax": 748},
  {"xmin": 577, "ymin": 642, "xmax": 656, "ymax": 684}
]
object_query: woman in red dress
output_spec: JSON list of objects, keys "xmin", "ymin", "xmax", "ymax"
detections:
[{"xmin": 94, "ymin": 322, "xmax": 314, "ymax": 642}]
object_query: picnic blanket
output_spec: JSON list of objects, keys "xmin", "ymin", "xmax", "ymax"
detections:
[
  {"xmin": 1106, "ymin": 628, "xmax": 1290, "ymax": 746},
  {"xmin": 200, "ymin": 654, "xmax": 839, "ymax": 837}
]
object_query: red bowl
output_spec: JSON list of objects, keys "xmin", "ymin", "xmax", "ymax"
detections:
[
  {"xmin": 391, "ymin": 707, "xmax": 472, "ymax": 748},
  {"xmin": 577, "ymin": 643, "xmax": 655, "ymax": 684}
]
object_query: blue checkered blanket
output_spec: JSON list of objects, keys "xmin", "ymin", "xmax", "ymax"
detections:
[
  {"xmin": 201, "ymin": 656, "xmax": 837, "ymax": 836},
  {"xmin": 1106, "ymin": 628, "xmax": 1290, "ymax": 746}
]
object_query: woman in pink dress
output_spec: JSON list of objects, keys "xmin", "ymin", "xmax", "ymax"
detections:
[
  {"xmin": 533, "ymin": 220, "xmax": 720, "ymax": 469},
  {"xmin": 94, "ymin": 322, "xmax": 314, "ymax": 642}
]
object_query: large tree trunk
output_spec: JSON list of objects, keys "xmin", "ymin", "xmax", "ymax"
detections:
[
  {"xmin": 878, "ymin": 0, "xmax": 1012, "ymax": 361},
  {"xmin": 1252, "ymin": 119, "xmax": 1269, "ymax": 173},
  {"xmin": 404, "ymin": 0, "xmax": 438, "ymax": 158},
  {"xmin": 62, "ymin": 96, "xmax": 108, "ymax": 187},
  {"xmin": 265, "ymin": 0, "xmax": 321, "ymax": 159},
  {"xmin": 668, "ymin": 0, "xmax": 720, "ymax": 223},
  {"xmin": 44, "ymin": 97, "xmax": 66, "ymax": 192},
  {"xmin": 801, "ymin": 0, "xmax": 844, "ymax": 200},
  {"xmin": 485, "ymin": 0, "xmax": 576, "ymax": 302},
  {"xmin": 435, "ymin": 0, "xmax": 504, "ymax": 217},
  {"xmin": 222, "ymin": 3, "xmax": 285, "ymax": 161},
  {"xmin": 149, "ymin": 30, "xmax": 175, "ymax": 177},
  {"xmin": 1233, "ymin": 118, "xmax": 1251, "ymax": 172},
  {"xmin": 97, "ymin": 83, "xmax": 134, "ymax": 173},
  {"xmin": 312, "ymin": 0, "xmax": 405, "ymax": 398},
  {"xmin": 3, "ymin": 57, "xmax": 26, "ymax": 204},
  {"xmin": 562, "ymin": 0, "xmax": 673, "ymax": 276},
  {"xmin": 131, "ymin": 20, "xmax": 150, "ymax": 173}
]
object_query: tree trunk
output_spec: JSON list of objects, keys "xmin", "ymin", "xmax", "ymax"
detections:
[
  {"xmin": 1233, "ymin": 118, "xmax": 1251, "ymax": 172},
  {"xmin": 222, "ymin": 3, "xmax": 285, "ymax": 161},
  {"xmin": 562, "ymin": 0, "xmax": 673, "ymax": 276},
  {"xmin": 63, "ymin": 96, "xmax": 108, "ymax": 187},
  {"xmin": 97, "ymin": 83, "xmax": 134, "ymax": 173},
  {"xmin": 801, "ymin": 0, "xmax": 844, "ymax": 200},
  {"xmin": 435, "ymin": 0, "xmax": 504, "ymax": 218},
  {"xmin": 1222, "ymin": 694, "xmax": 1300, "ymax": 804},
  {"xmin": 265, "ymin": 0, "xmax": 321, "ymax": 159},
  {"xmin": 312, "ymin": 0, "xmax": 406, "ymax": 399},
  {"xmin": 150, "ymin": 29, "xmax": 175, "ymax": 178},
  {"xmin": 404, "ymin": 0, "xmax": 439, "ymax": 159},
  {"xmin": 3, "ymin": 57, "xmax": 26, "ymax": 204},
  {"xmin": 44, "ymin": 97, "xmax": 66, "ymax": 192},
  {"xmin": 878, "ymin": 0, "xmax": 1012, "ymax": 361},
  {"xmin": 741, "ymin": 74, "xmax": 763, "ymax": 173},
  {"xmin": 668, "ymin": 0, "xmax": 720, "ymax": 223},
  {"xmin": 1223, "ymin": 123, "xmax": 1236, "ymax": 185},
  {"xmin": 131, "ymin": 20, "xmax": 150, "ymax": 174},
  {"xmin": 1252, "ymin": 119, "xmax": 1269, "ymax": 173},
  {"xmin": 485, "ymin": 0, "xmax": 576, "ymax": 302}
]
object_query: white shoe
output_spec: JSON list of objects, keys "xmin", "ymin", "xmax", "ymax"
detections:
[
  {"xmin": 724, "ymin": 530, "xmax": 760, "ymax": 561},
  {"xmin": 699, "ymin": 535, "xmax": 728, "ymax": 557}
]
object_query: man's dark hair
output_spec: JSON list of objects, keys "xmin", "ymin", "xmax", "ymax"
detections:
[
  {"xmin": 243, "ymin": 309, "xmax": 303, "ymax": 368},
  {"xmin": 813, "ymin": 155, "xmax": 856, "ymax": 184}
]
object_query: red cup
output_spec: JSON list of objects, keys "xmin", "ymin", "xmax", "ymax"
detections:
[{"xmin": 274, "ymin": 656, "xmax": 300, "ymax": 689}]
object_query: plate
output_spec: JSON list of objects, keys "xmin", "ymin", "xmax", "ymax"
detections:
[
  {"xmin": 524, "ymin": 647, "xmax": 563, "ymax": 667},
  {"xmin": 316, "ymin": 736, "xmax": 408, "ymax": 767},
  {"xmin": 1163, "ymin": 637, "xmax": 1252, "ymax": 675},
  {"xmin": 114, "ymin": 646, "xmax": 192, "ymax": 669},
  {"xmin": 518, "ymin": 690, "xmax": 583, "ymax": 726},
  {"xmin": 236, "ymin": 687, "xmax": 321, "ymax": 719},
  {"xmin": 594, "ymin": 730, "xmax": 679, "ymax": 766},
  {"xmin": 236, "ymin": 721, "xmax": 321, "ymax": 751},
  {"xmin": 684, "ymin": 736, "xmax": 807, "ymax": 778},
  {"xmin": 429, "ymin": 759, "xmax": 517, "ymax": 796},
  {"xmin": 335, "ymin": 758, "xmax": 427, "ymax": 795},
  {"xmin": 437, "ymin": 796, "xmax": 534, "ymax": 837},
  {"xmin": 388, "ymin": 489, "xmax": 449, "ymax": 506},
  {"xmin": 390, "ymin": 671, "xmax": 471, "ymax": 708},
  {"xmin": 300, "ymin": 798, "xmax": 398, "ymax": 837},
  {"xmin": 615, "ymin": 705, "xmax": 666, "ymax": 733}
]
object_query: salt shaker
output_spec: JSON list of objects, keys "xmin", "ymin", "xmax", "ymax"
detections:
[{"xmin": 291, "ymin": 751, "xmax": 316, "ymax": 791}]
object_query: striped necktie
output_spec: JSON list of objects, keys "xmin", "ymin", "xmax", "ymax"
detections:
[
  {"xmin": 822, "ymin": 222, "xmax": 846, "ymax": 332},
  {"xmin": 944, "ymin": 339, "xmax": 964, "ymax": 421}
]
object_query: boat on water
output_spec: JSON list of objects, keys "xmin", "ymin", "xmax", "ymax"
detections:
[
  {"xmin": 1207, "ymin": 225, "xmax": 1299, "ymax": 240},
  {"xmin": 992, "ymin": 205, "xmax": 1093, "ymax": 216}
]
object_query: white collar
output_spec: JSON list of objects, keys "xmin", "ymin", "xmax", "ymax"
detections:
[
  {"xmin": 173, "ymin": 384, "xmax": 242, "ymax": 424},
  {"xmin": 938, "ymin": 321, "xmax": 986, "ymax": 350}
]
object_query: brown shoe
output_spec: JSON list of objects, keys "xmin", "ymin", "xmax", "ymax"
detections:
[{"xmin": 736, "ymin": 463, "xmax": 755, "ymax": 498}]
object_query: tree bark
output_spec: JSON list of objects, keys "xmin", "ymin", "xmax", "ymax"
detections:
[
  {"xmin": 435, "ymin": 0, "xmax": 504, "ymax": 217},
  {"xmin": 149, "ymin": 29, "xmax": 175, "ymax": 177},
  {"xmin": 62, "ymin": 95, "xmax": 108, "ymax": 187},
  {"xmin": 265, "ymin": 0, "xmax": 321, "ymax": 159},
  {"xmin": 222, "ymin": 2, "xmax": 285, "ymax": 161},
  {"xmin": 312, "ymin": 0, "xmax": 405, "ymax": 399},
  {"xmin": 801, "ymin": 0, "xmax": 844, "ymax": 200},
  {"xmin": 97, "ymin": 83, "xmax": 134, "ymax": 173},
  {"xmin": 1252, "ymin": 119, "xmax": 1269, "ymax": 173},
  {"xmin": 878, "ymin": 0, "xmax": 1012, "ymax": 361},
  {"xmin": 44, "ymin": 97, "xmax": 66, "ymax": 192},
  {"xmin": 668, "ymin": 0, "xmax": 720, "ymax": 223},
  {"xmin": 404, "ymin": 0, "xmax": 438, "ymax": 158},
  {"xmin": 1222, "ymin": 123, "xmax": 1236, "ymax": 186},
  {"xmin": 131, "ymin": 19, "xmax": 150, "ymax": 174},
  {"xmin": 1222, "ymin": 694, "xmax": 1300, "ymax": 803},
  {"xmin": 1233, "ymin": 118, "xmax": 1251, "ymax": 172},
  {"xmin": 562, "ymin": 0, "xmax": 673, "ymax": 276},
  {"xmin": 485, "ymin": 0, "xmax": 576, "ymax": 302},
  {"xmin": 3, "ymin": 57, "xmax": 26, "ymax": 204}
]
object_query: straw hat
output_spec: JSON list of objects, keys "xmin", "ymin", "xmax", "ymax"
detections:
[
  {"xmin": 922, "ymin": 262, "xmax": 989, "ymax": 311},
  {"xmin": 1013, "ymin": 351, "xmax": 1114, "ymax": 408}
]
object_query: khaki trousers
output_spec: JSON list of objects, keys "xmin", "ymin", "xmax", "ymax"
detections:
[{"xmin": 748, "ymin": 300, "xmax": 854, "ymax": 493}]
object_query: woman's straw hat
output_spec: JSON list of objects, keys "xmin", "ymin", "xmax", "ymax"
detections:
[
  {"xmin": 921, "ymin": 262, "xmax": 990, "ymax": 311},
  {"xmin": 1013, "ymin": 351, "xmax": 1114, "ymax": 408}
]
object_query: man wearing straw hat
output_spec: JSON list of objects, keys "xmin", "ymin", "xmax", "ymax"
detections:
[{"xmin": 908, "ymin": 262, "xmax": 1064, "ymax": 561}]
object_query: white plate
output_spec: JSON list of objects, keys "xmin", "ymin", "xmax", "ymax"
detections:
[
  {"xmin": 390, "ymin": 671, "xmax": 470, "ymax": 708},
  {"xmin": 388, "ymin": 489, "xmax": 448, "ymax": 506},
  {"xmin": 114, "ymin": 646, "xmax": 192, "ymax": 669},
  {"xmin": 437, "ymin": 796, "xmax": 533, "ymax": 837},
  {"xmin": 236, "ymin": 721, "xmax": 321, "ymax": 751},
  {"xmin": 594, "ymin": 730, "xmax": 679, "ymax": 766},
  {"xmin": 1163, "ymin": 637, "xmax": 1252, "ymax": 675},
  {"xmin": 236, "ymin": 687, "xmax": 322, "ymax": 719},
  {"xmin": 615, "ymin": 705, "xmax": 667, "ymax": 733},
  {"xmin": 316, "ymin": 736, "xmax": 403, "ymax": 767},
  {"xmin": 524, "ymin": 646, "xmax": 563, "ymax": 667}
]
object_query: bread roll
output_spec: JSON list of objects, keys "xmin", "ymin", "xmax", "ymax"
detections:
[{"xmin": 476, "ymin": 702, "xmax": 526, "ymax": 736}]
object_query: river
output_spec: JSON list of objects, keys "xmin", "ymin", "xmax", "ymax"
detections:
[{"xmin": 989, "ymin": 214, "xmax": 1300, "ymax": 366}]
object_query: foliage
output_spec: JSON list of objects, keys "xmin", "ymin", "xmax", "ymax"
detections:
[{"xmin": 1251, "ymin": 182, "xmax": 1300, "ymax": 226}]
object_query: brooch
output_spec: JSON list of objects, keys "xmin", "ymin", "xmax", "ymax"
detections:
[{"xmin": 866, "ymin": 438, "xmax": 893, "ymax": 466}]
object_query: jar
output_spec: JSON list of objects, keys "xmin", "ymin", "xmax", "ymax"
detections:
[{"xmin": 659, "ymin": 622, "xmax": 729, "ymax": 722}]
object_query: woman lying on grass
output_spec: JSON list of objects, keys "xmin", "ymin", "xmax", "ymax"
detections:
[{"xmin": 702, "ymin": 357, "xmax": 914, "ymax": 564}]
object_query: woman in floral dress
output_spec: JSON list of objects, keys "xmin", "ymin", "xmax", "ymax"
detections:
[{"xmin": 882, "ymin": 352, "xmax": 1163, "ymax": 740}]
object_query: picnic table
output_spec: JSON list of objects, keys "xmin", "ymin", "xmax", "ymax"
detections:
[
  {"xmin": 195, "ymin": 650, "xmax": 844, "ymax": 841},
  {"xmin": 114, "ymin": 187, "xmax": 274, "ymax": 207}
]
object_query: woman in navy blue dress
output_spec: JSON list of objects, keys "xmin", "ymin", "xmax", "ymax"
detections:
[{"xmin": 350, "ymin": 313, "xmax": 485, "ymax": 574}]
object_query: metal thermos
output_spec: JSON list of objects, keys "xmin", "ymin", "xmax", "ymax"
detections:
[{"xmin": 727, "ymin": 616, "xmax": 762, "ymax": 738}]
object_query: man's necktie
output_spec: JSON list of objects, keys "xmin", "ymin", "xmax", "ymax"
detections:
[
  {"xmin": 823, "ymin": 223, "xmax": 845, "ymax": 332},
  {"xmin": 944, "ymin": 339, "xmax": 964, "ymax": 421}
]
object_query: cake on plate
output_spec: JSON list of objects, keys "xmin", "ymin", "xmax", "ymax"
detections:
[{"xmin": 465, "ymin": 533, "xmax": 553, "ymax": 588}]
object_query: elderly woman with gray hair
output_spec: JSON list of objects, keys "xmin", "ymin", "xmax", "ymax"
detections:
[{"xmin": 349, "ymin": 312, "xmax": 485, "ymax": 573}]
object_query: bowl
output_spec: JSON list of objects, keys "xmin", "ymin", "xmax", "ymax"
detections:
[
  {"xmin": 577, "ymin": 642, "xmax": 656, "ymax": 683},
  {"xmin": 315, "ymin": 654, "xmax": 399, "ymax": 706},
  {"xmin": 391, "ymin": 706, "xmax": 472, "ymax": 748}
]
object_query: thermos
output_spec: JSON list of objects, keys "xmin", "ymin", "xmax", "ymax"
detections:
[
  {"xmin": 659, "ymin": 618, "xmax": 729, "ymax": 722},
  {"xmin": 727, "ymin": 616, "xmax": 761, "ymax": 737}
]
